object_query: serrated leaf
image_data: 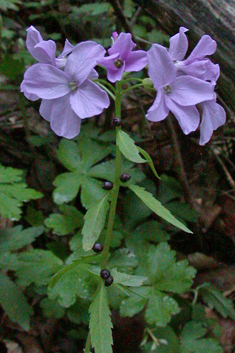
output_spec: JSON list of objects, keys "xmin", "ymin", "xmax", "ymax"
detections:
[
  {"xmin": 112, "ymin": 268, "xmax": 147, "ymax": 287},
  {"xmin": 0, "ymin": 271, "xmax": 33, "ymax": 330},
  {"xmin": 147, "ymin": 243, "xmax": 196, "ymax": 292},
  {"xmin": 180, "ymin": 321, "xmax": 223, "ymax": 353},
  {"xmin": 49, "ymin": 262, "xmax": 94, "ymax": 307},
  {"xmin": 108, "ymin": 248, "xmax": 138, "ymax": 272},
  {"xmin": 14, "ymin": 250, "xmax": 63, "ymax": 286},
  {"xmin": 0, "ymin": 225, "xmax": 44, "ymax": 252},
  {"xmin": 199, "ymin": 283, "xmax": 235, "ymax": 320},
  {"xmin": 128, "ymin": 184, "xmax": 192, "ymax": 233},
  {"xmin": 0, "ymin": 164, "xmax": 22, "ymax": 183},
  {"xmin": 158, "ymin": 174, "xmax": 182, "ymax": 203},
  {"xmin": 89, "ymin": 285, "xmax": 113, "ymax": 353},
  {"xmin": 166, "ymin": 201, "xmax": 198, "ymax": 223},
  {"xmin": 0, "ymin": 163, "xmax": 43, "ymax": 221},
  {"xmin": 116, "ymin": 129, "xmax": 146, "ymax": 164},
  {"xmin": 137, "ymin": 146, "xmax": 160, "ymax": 179},
  {"xmin": 145, "ymin": 287, "xmax": 180, "ymax": 326},
  {"xmin": 45, "ymin": 205, "xmax": 83, "ymax": 235},
  {"xmin": 82, "ymin": 194, "xmax": 110, "ymax": 251}
]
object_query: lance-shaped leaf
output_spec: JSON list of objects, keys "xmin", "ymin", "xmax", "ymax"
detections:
[
  {"xmin": 82, "ymin": 193, "xmax": 110, "ymax": 251},
  {"xmin": 128, "ymin": 184, "xmax": 192, "ymax": 233},
  {"xmin": 89, "ymin": 284, "xmax": 113, "ymax": 353},
  {"xmin": 137, "ymin": 146, "xmax": 160, "ymax": 179},
  {"xmin": 112, "ymin": 268, "xmax": 147, "ymax": 287},
  {"xmin": 0, "ymin": 271, "xmax": 33, "ymax": 330},
  {"xmin": 116, "ymin": 129, "xmax": 146, "ymax": 163}
]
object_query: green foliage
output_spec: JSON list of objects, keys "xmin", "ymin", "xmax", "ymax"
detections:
[
  {"xmin": 0, "ymin": 225, "xmax": 44, "ymax": 252},
  {"xmin": 137, "ymin": 146, "xmax": 160, "ymax": 179},
  {"xmin": 128, "ymin": 184, "xmax": 193, "ymax": 233},
  {"xmin": 0, "ymin": 271, "xmax": 33, "ymax": 330},
  {"xmin": 40, "ymin": 297, "xmax": 65, "ymax": 319},
  {"xmin": 111, "ymin": 268, "xmax": 147, "ymax": 287},
  {"xmin": 199, "ymin": 283, "xmax": 235, "ymax": 320},
  {"xmin": 89, "ymin": 284, "xmax": 113, "ymax": 353},
  {"xmin": 71, "ymin": 2, "xmax": 112, "ymax": 16},
  {"xmin": 45, "ymin": 204, "xmax": 83, "ymax": 235},
  {"xmin": 82, "ymin": 193, "xmax": 110, "ymax": 251},
  {"xmin": 14, "ymin": 249, "xmax": 63, "ymax": 286},
  {"xmin": 0, "ymin": 0, "xmax": 22, "ymax": 11},
  {"xmin": 180, "ymin": 321, "xmax": 223, "ymax": 353},
  {"xmin": 0, "ymin": 164, "xmax": 43, "ymax": 220},
  {"xmin": 116, "ymin": 129, "xmax": 146, "ymax": 164},
  {"xmin": 0, "ymin": 55, "xmax": 24, "ymax": 79}
]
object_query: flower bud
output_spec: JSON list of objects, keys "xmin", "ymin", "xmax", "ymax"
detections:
[{"xmin": 142, "ymin": 78, "xmax": 154, "ymax": 89}]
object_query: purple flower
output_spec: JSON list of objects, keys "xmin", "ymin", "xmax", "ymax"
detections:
[
  {"xmin": 21, "ymin": 41, "xmax": 110, "ymax": 139},
  {"xmin": 26, "ymin": 26, "xmax": 74, "ymax": 68},
  {"xmin": 199, "ymin": 100, "xmax": 226, "ymax": 145},
  {"xmin": 146, "ymin": 44, "xmax": 214, "ymax": 134},
  {"xmin": 169, "ymin": 27, "xmax": 219, "ymax": 82},
  {"xmin": 98, "ymin": 32, "xmax": 147, "ymax": 82}
]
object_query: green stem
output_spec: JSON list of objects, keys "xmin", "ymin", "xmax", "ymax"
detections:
[
  {"xmin": 95, "ymin": 79, "xmax": 116, "ymax": 94},
  {"xmin": 121, "ymin": 83, "xmax": 144, "ymax": 96},
  {"xmin": 101, "ymin": 81, "xmax": 122, "ymax": 269},
  {"xmin": 121, "ymin": 77, "xmax": 143, "ymax": 84},
  {"xmin": 95, "ymin": 81, "xmax": 116, "ymax": 100}
]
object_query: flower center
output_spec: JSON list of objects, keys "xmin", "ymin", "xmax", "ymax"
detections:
[
  {"xmin": 69, "ymin": 81, "xmax": 78, "ymax": 92},
  {"xmin": 163, "ymin": 85, "xmax": 172, "ymax": 94},
  {"xmin": 114, "ymin": 59, "xmax": 123, "ymax": 68}
]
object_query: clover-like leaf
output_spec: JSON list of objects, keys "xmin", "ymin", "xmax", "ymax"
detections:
[{"xmin": 45, "ymin": 204, "xmax": 83, "ymax": 235}]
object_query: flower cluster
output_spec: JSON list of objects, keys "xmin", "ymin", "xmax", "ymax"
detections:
[
  {"xmin": 21, "ymin": 27, "xmax": 226, "ymax": 144},
  {"xmin": 146, "ymin": 27, "xmax": 226, "ymax": 145},
  {"xmin": 21, "ymin": 26, "xmax": 109, "ymax": 138}
]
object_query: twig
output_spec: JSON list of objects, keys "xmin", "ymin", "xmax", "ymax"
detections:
[
  {"xmin": 130, "ymin": 6, "xmax": 142, "ymax": 27},
  {"xmin": 166, "ymin": 114, "xmax": 193, "ymax": 207}
]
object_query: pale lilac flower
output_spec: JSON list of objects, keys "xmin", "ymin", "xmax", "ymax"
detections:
[
  {"xmin": 21, "ymin": 41, "xmax": 109, "ymax": 139},
  {"xmin": 146, "ymin": 44, "xmax": 214, "ymax": 134},
  {"xmin": 26, "ymin": 26, "xmax": 74, "ymax": 68},
  {"xmin": 98, "ymin": 32, "xmax": 147, "ymax": 82},
  {"xmin": 199, "ymin": 100, "xmax": 226, "ymax": 145},
  {"xmin": 169, "ymin": 27, "xmax": 220, "ymax": 82}
]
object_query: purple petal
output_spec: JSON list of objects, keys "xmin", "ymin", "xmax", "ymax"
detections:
[
  {"xmin": 199, "ymin": 100, "xmax": 226, "ymax": 145},
  {"xmin": 89, "ymin": 69, "xmax": 99, "ymax": 79},
  {"xmin": 108, "ymin": 32, "xmax": 135, "ymax": 60},
  {"xmin": 70, "ymin": 80, "xmax": 110, "ymax": 119},
  {"xmin": 176, "ymin": 59, "xmax": 220, "ymax": 81},
  {"xmin": 20, "ymin": 80, "xmax": 39, "ymax": 101},
  {"xmin": 201, "ymin": 61, "xmax": 220, "ymax": 81},
  {"xmin": 39, "ymin": 99, "xmax": 54, "ymax": 121},
  {"xmin": 26, "ymin": 26, "xmax": 43, "ymax": 55},
  {"xmin": 98, "ymin": 53, "xmax": 120, "ymax": 71},
  {"xmin": 187, "ymin": 35, "xmax": 217, "ymax": 61},
  {"xmin": 49, "ymin": 95, "xmax": 81, "ymax": 138},
  {"xmin": 22, "ymin": 63, "xmax": 70, "ymax": 99},
  {"xmin": 147, "ymin": 44, "xmax": 177, "ymax": 89},
  {"xmin": 65, "ymin": 41, "xmax": 105, "ymax": 85},
  {"xmin": 170, "ymin": 76, "xmax": 214, "ymax": 106},
  {"xmin": 165, "ymin": 98, "xmax": 200, "ymax": 134},
  {"xmin": 33, "ymin": 40, "xmax": 56, "ymax": 64},
  {"xmin": 106, "ymin": 64, "xmax": 125, "ymax": 83},
  {"xmin": 125, "ymin": 50, "xmax": 148, "ymax": 72},
  {"xmin": 58, "ymin": 39, "xmax": 74, "ymax": 58},
  {"xmin": 146, "ymin": 89, "xmax": 169, "ymax": 122},
  {"xmin": 169, "ymin": 27, "xmax": 188, "ymax": 61}
]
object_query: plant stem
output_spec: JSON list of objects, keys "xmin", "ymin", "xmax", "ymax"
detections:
[
  {"xmin": 101, "ymin": 81, "xmax": 122, "ymax": 269},
  {"xmin": 121, "ymin": 83, "xmax": 144, "ymax": 96}
]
